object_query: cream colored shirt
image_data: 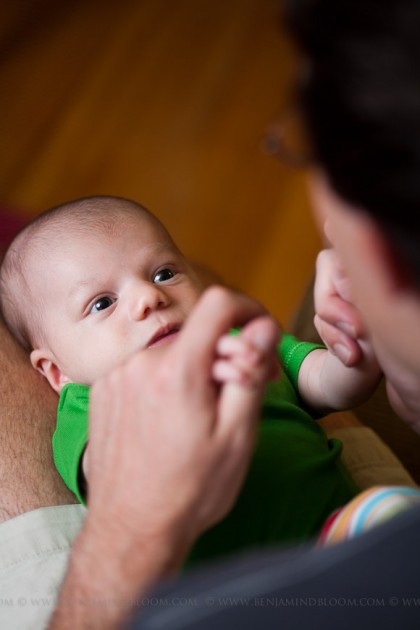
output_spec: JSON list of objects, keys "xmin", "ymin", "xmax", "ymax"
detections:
[{"xmin": 0, "ymin": 504, "xmax": 85, "ymax": 629}]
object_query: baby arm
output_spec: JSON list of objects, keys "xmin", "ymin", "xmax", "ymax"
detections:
[{"xmin": 297, "ymin": 249, "xmax": 382, "ymax": 412}]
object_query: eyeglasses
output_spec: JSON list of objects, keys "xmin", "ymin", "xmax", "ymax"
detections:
[{"xmin": 261, "ymin": 105, "xmax": 313, "ymax": 169}]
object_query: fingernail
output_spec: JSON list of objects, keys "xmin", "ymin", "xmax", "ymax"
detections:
[
  {"xmin": 333, "ymin": 343, "xmax": 351, "ymax": 365},
  {"xmin": 337, "ymin": 322, "xmax": 356, "ymax": 337},
  {"xmin": 250, "ymin": 327, "xmax": 279, "ymax": 352}
]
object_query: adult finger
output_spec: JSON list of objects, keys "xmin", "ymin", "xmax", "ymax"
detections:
[
  {"xmin": 314, "ymin": 314, "xmax": 362, "ymax": 367},
  {"xmin": 315, "ymin": 250, "xmax": 364, "ymax": 338},
  {"xmin": 173, "ymin": 286, "xmax": 269, "ymax": 376}
]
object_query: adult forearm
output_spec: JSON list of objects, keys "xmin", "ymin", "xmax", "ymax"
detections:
[
  {"xmin": 48, "ymin": 288, "xmax": 278, "ymax": 629},
  {"xmin": 49, "ymin": 517, "xmax": 189, "ymax": 630}
]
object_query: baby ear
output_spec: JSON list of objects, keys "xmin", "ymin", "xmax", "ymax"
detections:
[{"xmin": 30, "ymin": 349, "xmax": 71, "ymax": 394}]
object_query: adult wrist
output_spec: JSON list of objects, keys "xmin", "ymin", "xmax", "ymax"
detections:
[{"xmin": 51, "ymin": 513, "xmax": 192, "ymax": 630}]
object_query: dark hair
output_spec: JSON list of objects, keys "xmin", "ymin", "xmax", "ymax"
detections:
[{"xmin": 284, "ymin": 0, "xmax": 420, "ymax": 281}]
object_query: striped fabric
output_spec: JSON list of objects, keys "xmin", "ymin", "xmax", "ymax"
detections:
[{"xmin": 319, "ymin": 485, "xmax": 420, "ymax": 545}]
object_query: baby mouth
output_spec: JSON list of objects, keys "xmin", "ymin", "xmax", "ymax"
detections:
[{"xmin": 147, "ymin": 325, "xmax": 181, "ymax": 348}]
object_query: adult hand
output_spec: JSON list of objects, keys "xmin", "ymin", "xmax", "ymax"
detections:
[
  {"xmin": 50, "ymin": 286, "xmax": 279, "ymax": 630},
  {"xmin": 87, "ymin": 286, "xmax": 279, "ymax": 542},
  {"xmin": 314, "ymin": 248, "xmax": 368, "ymax": 367}
]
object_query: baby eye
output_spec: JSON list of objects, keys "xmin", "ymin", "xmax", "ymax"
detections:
[
  {"xmin": 90, "ymin": 296, "xmax": 115, "ymax": 313},
  {"xmin": 153, "ymin": 268, "xmax": 175, "ymax": 283}
]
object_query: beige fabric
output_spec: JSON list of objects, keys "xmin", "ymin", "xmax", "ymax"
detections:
[
  {"xmin": 0, "ymin": 504, "xmax": 86, "ymax": 629},
  {"xmin": 327, "ymin": 426, "xmax": 418, "ymax": 490}
]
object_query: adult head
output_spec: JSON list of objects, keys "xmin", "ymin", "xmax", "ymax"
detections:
[{"xmin": 284, "ymin": 0, "xmax": 420, "ymax": 428}]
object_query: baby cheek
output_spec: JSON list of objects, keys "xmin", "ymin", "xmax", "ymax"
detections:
[
  {"xmin": 68, "ymin": 346, "xmax": 115, "ymax": 385},
  {"xmin": 185, "ymin": 284, "xmax": 203, "ymax": 307},
  {"xmin": 181, "ymin": 295, "xmax": 200, "ymax": 318}
]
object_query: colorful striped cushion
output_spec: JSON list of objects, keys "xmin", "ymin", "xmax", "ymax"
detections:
[{"xmin": 319, "ymin": 485, "xmax": 420, "ymax": 545}]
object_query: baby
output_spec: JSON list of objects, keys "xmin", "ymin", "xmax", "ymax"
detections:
[{"xmin": 0, "ymin": 195, "xmax": 380, "ymax": 566}]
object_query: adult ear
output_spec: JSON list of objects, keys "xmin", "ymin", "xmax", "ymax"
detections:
[{"xmin": 30, "ymin": 349, "xmax": 70, "ymax": 394}]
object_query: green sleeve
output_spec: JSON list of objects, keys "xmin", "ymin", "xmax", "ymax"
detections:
[
  {"xmin": 51, "ymin": 335, "xmax": 321, "ymax": 507},
  {"xmin": 230, "ymin": 328, "xmax": 324, "ymax": 391},
  {"xmin": 280, "ymin": 333, "xmax": 325, "ymax": 389},
  {"xmin": 52, "ymin": 383, "xmax": 90, "ymax": 504}
]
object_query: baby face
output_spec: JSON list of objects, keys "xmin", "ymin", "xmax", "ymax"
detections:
[{"xmin": 30, "ymin": 212, "xmax": 203, "ymax": 391}]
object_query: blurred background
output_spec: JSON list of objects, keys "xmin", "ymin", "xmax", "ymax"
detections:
[
  {"xmin": 3, "ymin": 0, "xmax": 420, "ymax": 482},
  {"xmin": 0, "ymin": 0, "xmax": 321, "ymax": 325}
]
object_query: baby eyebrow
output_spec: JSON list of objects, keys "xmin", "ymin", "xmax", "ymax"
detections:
[{"xmin": 68, "ymin": 278, "xmax": 100, "ymax": 299}]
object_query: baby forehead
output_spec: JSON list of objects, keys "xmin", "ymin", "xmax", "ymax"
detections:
[
  {"xmin": 35, "ymin": 210, "xmax": 170, "ymax": 252},
  {"xmin": 32, "ymin": 214, "xmax": 174, "ymax": 267},
  {"xmin": 48, "ymin": 207, "xmax": 163, "ymax": 238}
]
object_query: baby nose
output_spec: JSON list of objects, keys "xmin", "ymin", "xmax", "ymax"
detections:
[{"xmin": 131, "ymin": 283, "xmax": 169, "ymax": 320}]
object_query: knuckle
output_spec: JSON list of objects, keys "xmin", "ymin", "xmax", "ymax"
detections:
[
  {"xmin": 313, "ymin": 314, "xmax": 323, "ymax": 334},
  {"xmin": 313, "ymin": 314, "xmax": 328, "ymax": 338},
  {"xmin": 202, "ymin": 285, "xmax": 233, "ymax": 309},
  {"xmin": 314, "ymin": 293, "xmax": 328, "ymax": 316},
  {"xmin": 316, "ymin": 249, "xmax": 328, "ymax": 269}
]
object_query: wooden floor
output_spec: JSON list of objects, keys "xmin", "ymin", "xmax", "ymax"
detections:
[
  {"xmin": 3, "ymin": 2, "xmax": 420, "ymax": 483},
  {"xmin": 0, "ymin": 0, "xmax": 321, "ymax": 325}
]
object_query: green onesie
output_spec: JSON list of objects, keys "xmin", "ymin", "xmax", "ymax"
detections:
[{"xmin": 53, "ymin": 334, "xmax": 358, "ymax": 567}]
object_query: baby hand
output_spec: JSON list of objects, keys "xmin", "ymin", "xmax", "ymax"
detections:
[{"xmin": 212, "ymin": 319, "xmax": 280, "ymax": 388}]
